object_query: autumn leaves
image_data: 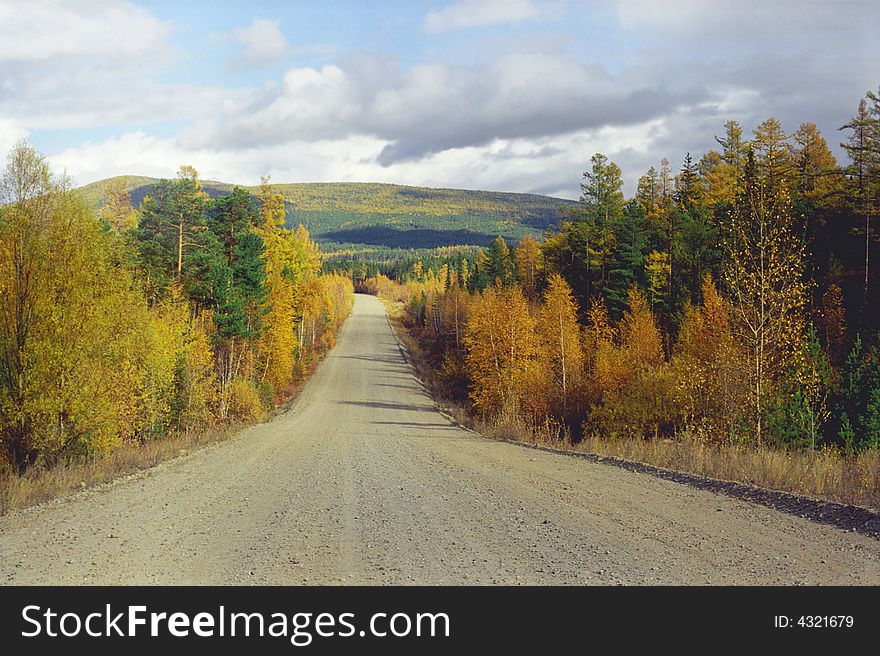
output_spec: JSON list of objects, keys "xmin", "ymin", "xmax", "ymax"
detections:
[{"xmin": 0, "ymin": 143, "xmax": 353, "ymax": 472}]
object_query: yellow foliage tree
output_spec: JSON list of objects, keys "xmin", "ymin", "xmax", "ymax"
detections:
[
  {"xmin": 592, "ymin": 287, "xmax": 671, "ymax": 438},
  {"xmin": 671, "ymin": 275, "xmax": 749, "ymax": 441},
  {"xmin": 514, "ymin": 234, "xmax": 542, "ymax": 306},
  {"xmin": 535, "ymin": 274, "xmax": 584, "ymax": 422},
  {"xmin": 724, "ymin": 154, "xmax": 809, "ymax": 444},
  {"xmin": 255, "ymin": 178, "xmax": 297, "ymax": 394},
  {"xmin": 463, "ymin": 285, "xmax": 537, "ymax": 417}
]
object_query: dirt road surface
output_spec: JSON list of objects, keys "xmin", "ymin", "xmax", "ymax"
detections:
[{"xmin": 1, "ymin": 294, "xmax": 877, "ymax": 585}]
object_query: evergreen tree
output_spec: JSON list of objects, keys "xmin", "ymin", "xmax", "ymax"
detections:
[
  {"xmin": 607, "ymin": 199, "xmax": 649, "ymax": 316},
  {"xmin": 840, "ymin": 94, "xmax": 879, "ymax": 304},
  {"xmin": 484, "ymin": 236, "xmax": 514, "ymax": 287},
  {"xmin": 136, "ymin": 167, "xmax": 209, "ymax": 304}
]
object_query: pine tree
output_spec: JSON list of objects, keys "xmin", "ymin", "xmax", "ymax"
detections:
[
  {"xmin": 636, "ymin": 166, "xmax": 659, "ymax": 216},
  {"xmin": 716, "ymin": 120, "xmax": 747, "ymax": 176},
  {"xmin": 136, "ymin": 166, "xmax": 209, "ymax": 304},
  {"xmin": 607, "ymin": 199, "xmax": 648, "ymax": 315},
  {"xmin": 484, "ymin": 236, "xmax": 514, "ymax": 287},
  {"xmin": 203, "ymin": 189, "xmax": 266, "ymax": 416},
  {"xmin": 840, "ymin": 96, "xmax": 878, "ymax": 299},
  {"xmin": 580, "ymin": 153, "xmax": 624, "ymax": 291},
  {"xmin": 675, "ymin": 152, "xmax": 700, "ymax": 211},
  {"xmin": 830, "ymin": 335, "xmax": 880, "ymax": 450}
]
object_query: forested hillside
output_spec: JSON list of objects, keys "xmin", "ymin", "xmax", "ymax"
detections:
[
  {"xmin": 0, "ymin": 145, "xmax": 353, "ymax": 476},
  {"xmin": 368, "ymin": 90, "xmax": 880, "ymax": 508},
  {"xmin": 77, "ymin": 178, "xmax": 573, "ymax": 254}
]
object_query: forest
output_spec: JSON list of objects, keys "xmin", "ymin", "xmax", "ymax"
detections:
[
  {"xmin": 77, "ymin": 178, "xmax": 571, "ymax": 257},
  {"xmin": 0, "ymin": 143, "xmax": 353, "ymax": 475},
  {"xmin": 365, "ymin": 89, "xmax": 880, "ymax": 503}
]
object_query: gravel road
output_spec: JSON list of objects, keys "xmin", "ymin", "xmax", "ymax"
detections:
[{"xmin": 1, "ymin": 294, "xmax": 878, "ymax": 585}]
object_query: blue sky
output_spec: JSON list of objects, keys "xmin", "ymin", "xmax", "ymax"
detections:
[{"xmin": 1, "ymin": 0, "xmax": 877, "ymax": 198}]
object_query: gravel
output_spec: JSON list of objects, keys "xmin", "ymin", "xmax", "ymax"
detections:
[{"xmin": 0, "ymin": 294, "xmax": 877, "ymax": 585}]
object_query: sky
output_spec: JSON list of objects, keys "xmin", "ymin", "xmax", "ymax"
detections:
[{"xmin": 0, "ymin": 0, "xmax": 878, "ymax": 199}]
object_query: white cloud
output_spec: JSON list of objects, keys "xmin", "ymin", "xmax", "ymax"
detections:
[
  {"xmin": 0, "ymin": 119, "xmax": 28, "ymax": 159},
  {"xmin": 233, "ymin": 18, "xmax": 289, "ymax": 66},
  {"xmin": 425, "ymin": 0, "xmax": 541, "ymax": 33},
  {"xmin": 0, "ymin": 1, "xmax": 256, "ymax": 140},
  {"xmin": 48, "ymin": 116, "xmax": 673, "ymax": 200},
  {"xmin": 181, "ymin": 51, "xmax": 697, "ymax": 169},
  {"xmin": 48, "ymin": 130, "xmax": 390, "ymax": 189},
  {"xmin": 7, "ymin": 0, "xmax": 875, "ymax": 202},
  {"xmin": 0, "ymin": 0, "xmax": 168, "ymax": 62}
]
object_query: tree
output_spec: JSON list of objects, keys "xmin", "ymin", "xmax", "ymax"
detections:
[
  {"xmin": 706, "ymin": 120, "xmax": 748, "ymax": 212},
  {"xmin": 675, "ymin": 152, "xmax": 701, "ymax": 211},
  {"xmin": 580, "ymin": 153, "xmax": 624, "ymax": 290},
  {"xmin": 723, "ymin": 151, "xmax": 809, "ymax": 444},
  {"xmin": 206, "ymin": 188, "xmax": 266, "ymax": 416},
  {"xmin": 484, "ymin": 235, "xmax": 514, "ymax": 287},
  {"xmin": 792, "ymin": 123, "xmax": 844, "ymax": 208},
  {"xmin": 463, "ymin": 286, "xmax": 537, "ymax": 417},
  {"xmin": 672, "ymin": 275, "xmax": 748, "ymax": 441},
  {"xmin": 636, "ymin": 166, "xmax": 659, "ymax": 216},
  {"xmin": 674, "ymin": 203, "xmax": 720, "ymax": 310},
  {"xmin": 619, "ymin": 286, "xmax": 664, "ymax": 371},
  {"xmin": 593, "ymin": 287, "xmax": 670, "ymax": 438},
  {"xmin": 136, "ymin": 166, "xmax": 209, "ymax": 303},
  {"xmin": 830, "ymin": 335, "xmax": 880, "ymax": 451},
  {"xmin": 698, "ymin": 149, "xmax": 737, "ymax": 210},
  {"xmin": 0, "ymin": 142, "xmax": 173, "ymax": 468},
  {"xmin": 764, "ymin": 326, "xmax": 832, "ymax": 449},
  {"xmin": 716, "ymin": 120, "xmax": 747, "ymax": 176},
  {"xmin": 535, "ymin": 275, "xmax": 584, "ymax": 422},
  {"xmin": 99, "ymin": 178, "xmax": 137, "ymax": 232},
  {"xmin": 584, "ymin": 295, "xmax": 620, "ymax": 412},
  {"xmin": 791, "ymin": 123, "xmax": 846, "ymax": 287},
  {"xmin": 607, "ymin": 199, "xmax": 649, "ymax": 315},
  {"xmin": 840, "ymin": 96, "xmax": 878, "ymax": 298},
  {"xmin": 255, "ymin": 178, "xmax": 297, "ymax": 393},
  {"xmin": 655, "ymin": 157, "xmax": 677, "ymax": 304},
  {"xmin": 541, "ymin": 220, "xmax": 592, "ymax": 313},
  {"xmin": 752, "ymin": 117, "xmax": 793, "ymax": 200},
  {"xmin": 0, "ymin": 141, "xmax": 61, "ymax": 468},
  {"xmin": 514, "ymin": 234, "xmax": 542, "ymax": 305},
  {"xmin": 645, "ymin": 250, "xmax": 670, "ymax": 312},
  {"xmin": 582, "ymin": 153, "xmax": 625, "ymax": 225}
]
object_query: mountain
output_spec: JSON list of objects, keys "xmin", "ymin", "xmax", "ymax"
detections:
[{"xmin": 76, "ymin": 176, "xmax": 576, "ymax": 254}]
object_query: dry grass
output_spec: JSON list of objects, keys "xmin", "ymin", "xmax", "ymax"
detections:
[
  {"xmin": 385, "ymin": 297, "xmax": 880, "ymax": 513},
  {"xmin": 0, "ymin": 425, "xmax": 240, "ymax": 516},
  {"xmin": 571, "ymin": 434, "xmax": 880, "ymax": 511}
]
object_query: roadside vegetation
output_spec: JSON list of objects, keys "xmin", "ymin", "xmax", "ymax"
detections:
[
  {"xmin": 370, "ymin": 92, "xmax": 880, "ymax": 511},
  {"xmin": 0, "ymin": 143, "xmax": 353, "ymax": 513}
]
